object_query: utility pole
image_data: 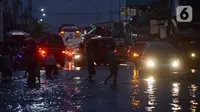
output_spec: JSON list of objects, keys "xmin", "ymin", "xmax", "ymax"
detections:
[
  {"xmin": 96, "ymin": 8, "xmax": 99, "ymax": 24},
  {"xmin": 110, "ymin": 0, "xmax": 112, "ymax": 21},
  {"xmin": 167, "ymin": 0, "xmax": 173, "ymax": 39},
  {"xmin": 28, "ymin": 0, "xmax": 32, "ymax": 32},
  {"xmin": 0, "ymin": 1, "xmax": 3, "ymax": 42},
  {"xmin": 118, "ymin": 0, "xmax": 121, "ymax": 22}
]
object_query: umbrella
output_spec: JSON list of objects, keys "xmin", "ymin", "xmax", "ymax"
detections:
[{"xmin": 6, "ymin": 30, "xmax": 30, "ymax": 36}]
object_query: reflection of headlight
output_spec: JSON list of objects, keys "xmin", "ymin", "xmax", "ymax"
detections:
[
  {"xmin": 147, "ymin": 60, "xmax": 155, "ymax": 67},
  {"xmin": 75, "ymin": 55, "xmax": 80, "ymax": 59},
  {"xmin": 191, "ymin": 53, "xmax": 196, "ymax": 57},
  {"xmin": 172, "ymin": 60, "xmax": 180, "ymax": 68}
]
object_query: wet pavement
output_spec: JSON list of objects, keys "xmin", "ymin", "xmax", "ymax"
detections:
[{"xmin": 1, "ymin": 64, "xmax": 200, "ymax": 112}]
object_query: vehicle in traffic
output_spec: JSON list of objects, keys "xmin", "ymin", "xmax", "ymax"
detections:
[
  {"xmin": 39, "ymin": 34, "xmax": 66, "ymax": 67},
  {"xmin": 176, "ymin": 35, "xmax": 200, "ymax": 69},
  {"xmin": 58, "ymin": 24, "xmax": 82, "ymax": 48},
  {"xmin": 130, "ymin": 41, "xmax": 185, "ymax": 75},
  {"xmin": 74, "ymin": 36, "xmax": 117, "ymax": 66}
]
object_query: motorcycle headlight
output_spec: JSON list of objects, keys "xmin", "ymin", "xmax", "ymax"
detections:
[
  {"xmin": 146, "ymin": 60, "xmax": 155, "ymax": 67},
  {"xmin": 172, "ymin": 60, "xmax": 180, "ymax": 68},
  {"xmin": 75, "ymin": 54, "xmax": 81, "ymax": 59},
  {"xmin": 191, "ymin": 53, "xmax": 196, "ymax": 58}
]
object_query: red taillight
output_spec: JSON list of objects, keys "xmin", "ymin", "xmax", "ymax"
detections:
[
  {"xmin": 62, "ymin": 50, "xmax": 65, "ymax": 54},
  {"xmin": 114, "ymin": 50, "xmax": 117, "ymax": 53},
  {"xmin": 127, "ymin": 49, "xmax": 130, "ymax": 53},
  {"xmin": 68, "ymin": 52, "xmax": 72, "ymax": 55},
  {"xmin": 39, "ymin": 48, "xmax": 46, "ymax": 57}
]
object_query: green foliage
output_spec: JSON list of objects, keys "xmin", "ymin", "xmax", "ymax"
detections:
[{"xmin": 30, "ymin": 23, "xmax": 50, "ymax": 39}]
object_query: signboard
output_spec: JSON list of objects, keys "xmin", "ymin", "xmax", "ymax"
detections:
[
  {"xmin": 127, "ymin": 8, "xmax": 131, "ymax": 20},
  {"xmin": 120, "ymin": 7, "xmax": 126, "ymax": 20},
  {"xmin": 130, "ymin": 9, "xmax": 136, "ymax": 17}
]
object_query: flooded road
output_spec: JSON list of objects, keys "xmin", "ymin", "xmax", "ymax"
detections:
[{"xmin": 0, "ymin": 64, "xmax": 200, "ymax": 112}]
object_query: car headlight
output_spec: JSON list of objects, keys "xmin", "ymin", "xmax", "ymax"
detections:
[
  {"xmin": 172, "ymin": 60, "xmax": 180, "ymax": 68},
  {"xmin": 146, "ymin": 60, "xmax": 155, "ymax": 67},
  {"xmin": 75, "ymin": 54, "xmax": 81, "ymax": 59},
  {"xmin": 191, "ymin": 53, "xmax": 196, "ymax": 58}
]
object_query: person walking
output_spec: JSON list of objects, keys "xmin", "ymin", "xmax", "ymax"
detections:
[
  {"xmin": 26, "ymin": 40, "xmax": 38, "ymax": 87},
  {"xmin": 103, "ymin": 40, "xmax": 118, "ymax": 87},
  {"xmin": 0, "ymin": 41, "xmax": 13, "ymax": 81},
  {"xmin": 86, "ymin": 39, "xmax": 96, "ymax": 81},
  {"xmin": 44, "ymin": 49, "xmax": 56, "ymax": 79}
]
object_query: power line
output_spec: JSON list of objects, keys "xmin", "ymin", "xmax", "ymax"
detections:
[{"xmin": 33, "ymin": 10, "xmax": 119, "ymax": 16}]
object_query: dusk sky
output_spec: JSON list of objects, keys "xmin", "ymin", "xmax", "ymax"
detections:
[
  {"xmin": 21, "ymin": 0, "xmax": 165, "ymax": 32},
  {"xmin": 23, "ymin": 0, "xmax": 126, "ymax": 31}
]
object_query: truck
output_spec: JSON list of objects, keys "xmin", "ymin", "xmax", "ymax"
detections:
[{"xmin": 58, "ymin": 24, "xmax": 82, "ymax": 48}]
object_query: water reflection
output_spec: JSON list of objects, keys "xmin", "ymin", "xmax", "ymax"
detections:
[
  {"xmin": 171, "ymin": 82, "xmax": 181, "ymax": 111},
  {"xmin": 131, "ymin": 70, "xmax": 140, "ymax": 109},
  {"xmin": 144, "ymin": 76, "xmax": 157, "ymax": 112},
  {"xmin": 189, "ymin": 84, "xmax": 198, "ymax": 111}
]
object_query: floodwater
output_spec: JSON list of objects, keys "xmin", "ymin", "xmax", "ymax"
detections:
[{"xmin": 0, "ymin": 66, "xmax": 200, "ymax": 112}]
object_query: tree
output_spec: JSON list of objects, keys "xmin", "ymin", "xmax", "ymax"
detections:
[{"xmin": 30, "ymin": 22, "xmax": 50, "ymax": 39}]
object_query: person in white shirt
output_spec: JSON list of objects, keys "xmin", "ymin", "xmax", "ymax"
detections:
[{"xmin": 45, "ymin": 50, "xmax": 56, "ymax": 79}]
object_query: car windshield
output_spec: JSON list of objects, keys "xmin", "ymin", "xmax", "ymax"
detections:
[
  {"xmin": 45, "ymin": 36, "xmax": 64, "ymax": 46},
  {"xmin": 146, "ymin": 44, "xmax": 176, "ymax": 54},
  {"xmin": 133, "ymin": 43, "xmax": 147, "ymax": 50}
]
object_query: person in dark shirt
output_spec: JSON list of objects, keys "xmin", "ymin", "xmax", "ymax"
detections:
[
  {"xmin": 86, "ymin": 39, "xmax": 96, "ymax": 81},
  {"xmin": 103, "ymin": 40, "xmax": 118, "ymax": 87},
  {"xmin": 26, "ymin": 40, "xmax": 40, "ymax": 87},
  {"xmin": 0, "ymin": 41, "xmax": 13, "ymax": 81}
]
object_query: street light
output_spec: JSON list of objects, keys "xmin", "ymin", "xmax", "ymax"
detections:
[
  {"xmin": 43, "ymin": 13, "xmax": 46, "ymax": 16},
  {"xmin": 41, "ymin": 8, "xmax": 44, "ymax": 12},
  {"xmin": 40, "ymin": 19, "xmax": 43, "ymax": 21}
]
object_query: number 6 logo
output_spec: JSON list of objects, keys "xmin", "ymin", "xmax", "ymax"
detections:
[{"xmin": 176, "ymin": 6, "xmax": 192, "ymax": 22}]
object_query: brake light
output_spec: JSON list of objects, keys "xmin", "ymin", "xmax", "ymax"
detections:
[
  {"xmin": 41, "ymin": 50, "xmax": 45, "ymax": 54},
  {"xmin": 127, "ymin": 49, "xmax": 130, "ymax": 53},
  {"xmin": 114, "ymin": 50, "xmax": 117, "ymax": 53},
  {"xmin": 68, "ymin": 52, "xmax": 72, "ymax": 55},
  {"xmin": 62, "ymin": 50, "xmax": 65, "ymax": 54}
]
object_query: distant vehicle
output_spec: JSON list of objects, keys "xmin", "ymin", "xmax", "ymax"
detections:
[
  {"xmin": 74, "ymin": 37, "xmax": 116, "ymax": 67},
  {"xmin": 58, "ymin": 24, "xmax": 81, "ymax": 48},
  {"xmin": 39, "ymin": 34, "xmax": 66, "ymax": 67},
  {"xmin": 130, "ymin": 41, "xmax": 185, "ymax": 76},
  {"xmin": 175, "ymin": 33, "xmax": 200, "ymax": 69}
]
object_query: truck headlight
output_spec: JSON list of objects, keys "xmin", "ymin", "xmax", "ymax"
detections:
[
  {"xmin": 172, "ymin": 60, "xmax": 180, "ymax": 68},
  {"xmin": 75, "ymin": 54, "xmax": 81, "ymax": 59},
  {"xmin": 147, "ymin": 60, "xmax": 155, "ymax": 67}
]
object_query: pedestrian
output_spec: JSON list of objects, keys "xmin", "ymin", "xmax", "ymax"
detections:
[
  {"xmin": 0, "ymin": 41, "xmax": 13, "ymax": 81},
  {"xmin": 103, "ymin": 40, "xmax": 118, "ymax": 87},
  {"xmin": 44, "ymin": 49, "xmax": 56, "ymax": 79},
  {"xmin": 86, "ymin": 39, "xmax": 96, "ymax": 81},
  {"xmin": 26, "ymin": 40, "xmax": 38, "ymax": 87}
]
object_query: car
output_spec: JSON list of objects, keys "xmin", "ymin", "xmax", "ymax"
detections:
[
  {"xmin": 114, "ymin": 43, "xmax": 130, "ymax": 62},
  {"xmin": 39, "ymin": 34, "xmax": 66, "ymax": 67},
  {"xmin": 176, "ymin": 36, "xmax": 200, "ymax": 69},
  {"xmin": 74, "ymin": 37, "xmax": 117, "ymax": 66},
  {"xmin": 130, "ymin": 41, "xmax": 186, "ymax": 75}
]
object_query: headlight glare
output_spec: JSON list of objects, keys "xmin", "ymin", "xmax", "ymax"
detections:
[
  {"xmin": 191, "ymin": 53, "xmax": 196, "ymax": 57},
  {"xmin": 75, "ymin": 55, "xmax": 80, "ymax": 59},
  {"xmin": 172, "ymin": 60, "xmax": 179, "ymax": 68},
  {"xmin": 147, "ymin": 60, "xmax": 155, "ymax": 67}
]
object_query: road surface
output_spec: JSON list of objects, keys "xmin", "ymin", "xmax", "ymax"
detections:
[{"xmin": 0, "ymin": 62, "xmax": 200, "ymax": 112}]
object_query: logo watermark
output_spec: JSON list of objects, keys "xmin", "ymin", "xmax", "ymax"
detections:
[{"xmin": 176, "ymin": 6, "xmax": 193, "ymax": 22}]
